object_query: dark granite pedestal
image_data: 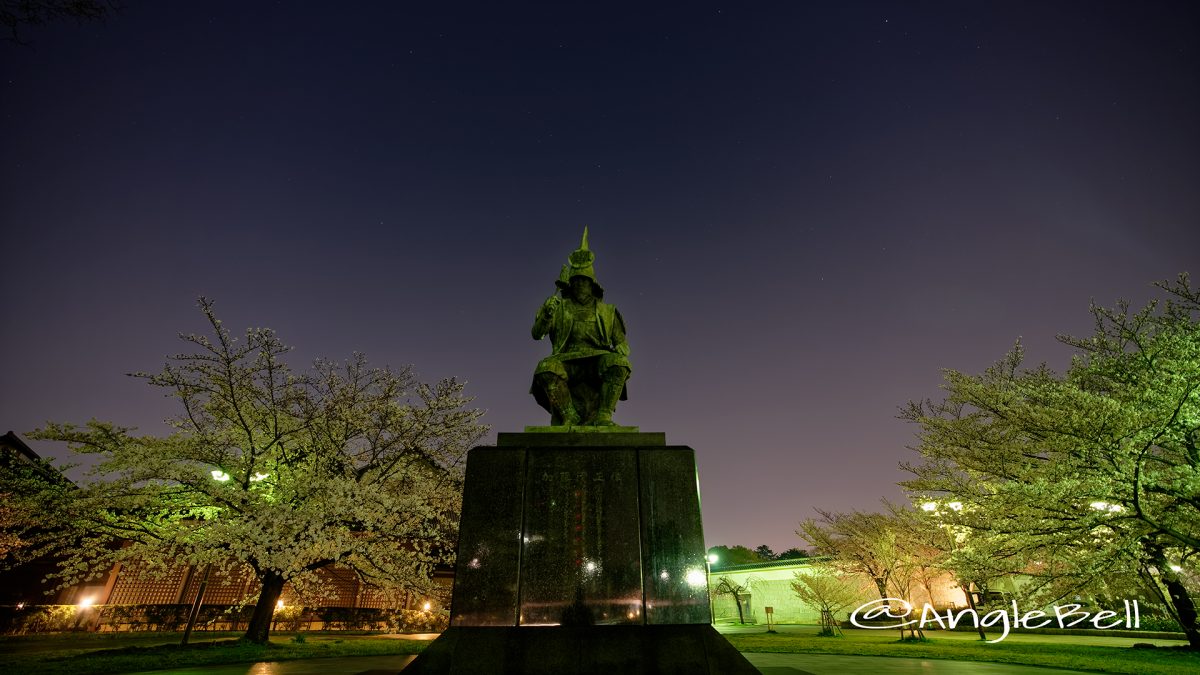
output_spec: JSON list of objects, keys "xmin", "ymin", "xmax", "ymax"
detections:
[{"xmin": 401, "ymin": 432, "xmax": 757, "ymax": 674}]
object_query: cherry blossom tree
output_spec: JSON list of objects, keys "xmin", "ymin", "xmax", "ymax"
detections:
[
  {"xmin": 32, "ymin": 298, "xmax": 487, "ymax": 643},
  {"xmin": 902, "ymin": 273, "xmax": 1200, "ymax": 648},
  {"xmin": 791, "ymin": 565, "xmax": 870, "ymax": 636}
]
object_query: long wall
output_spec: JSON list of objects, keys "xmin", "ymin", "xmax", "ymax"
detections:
[{"xmin": 708, "ymin": 559, "xmax": 970, "ymax": 625}]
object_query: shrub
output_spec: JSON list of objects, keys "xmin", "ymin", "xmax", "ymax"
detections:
[
  {"xmin": 142, "ymin": 604, "xmax": 188, "ymax": 631},
  {"xmin": 272, "ymin": 604, "xmax": 305, "ymax": 632},
  {"xmin": 0, "ymin": 605, "xmax": 79, "ymax": 634},
  {"xmin": 1136, "ymin": 615, "xmax": 1183, "ymax": 633},
  {"xmin": 389, "ymin": 608, "xmax": 449, "ymax": 633}
]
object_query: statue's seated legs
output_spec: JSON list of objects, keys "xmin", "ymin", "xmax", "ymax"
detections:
[
  {"xmin": 592, "ymin": 365, "xmax": 630, "ymax": 426},
  {"xmin": 533, "ymin": 355, "xmax": 630, "ymax": 426},
  {"xmin": 536, "ymin": 370, "xmax": 581, "ymax": 426}
]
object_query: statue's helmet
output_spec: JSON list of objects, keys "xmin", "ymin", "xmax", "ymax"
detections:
[{"xmin": 554, "ymin": 227, "xmax": 605, "ymax": 298}]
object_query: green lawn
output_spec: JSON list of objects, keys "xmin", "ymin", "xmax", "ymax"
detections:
[
  {"xmin": 2, "ymin": 628, "xmax": 1198, "ymax": 675},
  {"xmin": 0, "ymin": 633, "xmax": 428, "ymax": 675},
  {"xmin": 724, "ymin": 626, "xmax": 1200, "ymax": 675}
]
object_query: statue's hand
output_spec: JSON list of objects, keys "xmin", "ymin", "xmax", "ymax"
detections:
[{"xmin": 541, "ymin": 295, "xmax": 561, "ymax": 315}]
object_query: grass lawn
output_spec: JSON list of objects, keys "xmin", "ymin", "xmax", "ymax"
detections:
[
  {"xmin": 0, "ymin": 632, "xmax": 429, "ymax": 675},
  {"xmin": 724, "ymin": 626, "xmax": 1200, "ymax": 675},
  {"xmin": 2, "ymin": 627, "xmax": 1198, "ymax": 675}
]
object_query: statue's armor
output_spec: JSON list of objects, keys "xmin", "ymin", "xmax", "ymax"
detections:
[
  {"xmin": 529, "ymin": 229, "xmax": 631, "ymax": 426},
  {"xmin": 532, "ymin": 298, "xmax": 630, "ymax": 383}
]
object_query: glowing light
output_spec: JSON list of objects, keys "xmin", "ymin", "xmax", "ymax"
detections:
[
  {"xmin": 580, "ymin": 558, "xmax": 601, "ymax": 577},
  {"xmin": 211, "ymin": 470, "xmax": 231, "ymax": 482},
  {"xmin": 16, "ymin": 603, "xmax": 24, "ymax": 610},
  {"xmin": 659, "ymin": 570, "xmax": 670, "ymax": 581},
  {"xmin": 275, "ymin": 600, "xmax": 285, "ymax": 611},
  {"xmin": 250, "ymin": 472, "xmax": 269, "ymax": 482},
  {"xmin": 685, "ymin": 568, "xmax": 707, "ymax": 588},
  {"xmin": 707, "ymin": 554, "xmax": 719, "ymax": 564},
  {"xmin": 423, "ymin": 602, "xmax": 432, "ymax": 611},
  {"xmin": 78, "ymin": 596, "xmax": 94, "ymax": 609},
  {"xmin": 921, "ymin": 501, "xmax": 938, "ymax": 512}
]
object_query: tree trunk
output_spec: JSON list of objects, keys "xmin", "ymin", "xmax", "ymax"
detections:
[
  {"xmin": 243, "ymin": 571, "xmax": 285, "ymax": 644},
  {"xmin": 1147, "ymin": 544, "xmax": 1200, "ymax": 649},
  {"xmin": 873, "ymin": 577, "xmax": 889, "ymax": 606},
  {"xmin": 961, "ymin": 582, "xmax": 987, "ymax": 641},
  {"xmin": 1162, "ymin": 568, "xmax": 1200, "ymax": 649}
]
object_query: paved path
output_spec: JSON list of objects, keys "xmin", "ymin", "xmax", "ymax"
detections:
[
  {"xmin": 134, "ymin": 651, "xmax": 1096, "ymax": 674},
  {"xmin": 135, "ymin": 655, "xmax": 417, "ymax": 675},
  {"xmin": 745, "ymin": 652, "xmax": 1093, "ymax": 674},
  {"xmin": 717, "ymin": 623, "xmax": 1189, "ymax": 646}
]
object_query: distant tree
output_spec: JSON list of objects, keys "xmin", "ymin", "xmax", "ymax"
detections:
[
  {"xmin": 712, "ymin": 575, "xmax": 759, "ymax": 625},
  {"xmin": 707, "ymin": 544, "xmax": 762, "ymax": 567},
  {"xmin": 800, "ymin": 508, "xmax": 939, "ymax": 639},
  {"xmin": 902, "ymin": 273, "xmax": 1200, "ymax": 648},
  {"xmin": 30, "ymin": 299, "xmax": 487, "ymax": 644},
  {"xmin": 753, "ymin": 544, "xmax": 776, "ymax": 561},
  {"xmin": 776, "ymin": 547, "xmax": 811, "ymax": 560},
  {"xmin": 896, "ymin": 501, "xmax": 990, "ymax": 639},
  {"xmin": 791, "ymin": 565, "xmax": 870, "ymax": 636},
  {"xmin": 797, "ymin": 510, "xmax": 901, "ymax": 606},
  {"xmin": 881, "ymin": 514, "xmax": 929, "ymax": 641},
  {"xmin": 0, "ymin": 446, "xmax": 71, "ymax": 569},
  {"xmin": 0, "ymin": 497, "xmax": 24, "ymax": 559},
  {"xmin": 2, "ymin": 0, "xmax": 119, "ymax": 44}
]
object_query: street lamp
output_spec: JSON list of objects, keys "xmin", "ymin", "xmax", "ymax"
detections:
[
  {"xmin": 74, "ymin": 596, "xmax": 95, "ymax": 631},
  {"xmin": 705, "ymin": 553, "xmax": 719, "ymax": 623}
]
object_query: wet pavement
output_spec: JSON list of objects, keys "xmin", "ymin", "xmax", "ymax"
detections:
[
  {"xmin": 745, "ymin": 652, "xmax": 1093, "ymax": 674},
  {"xmin": 133, "ymin": 654, "xmax": 417, "ymax": 675}
]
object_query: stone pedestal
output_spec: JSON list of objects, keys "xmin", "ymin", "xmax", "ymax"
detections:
[{"xmin": 401, "ymin": 432, "xmax": 757, "ymax": 674}]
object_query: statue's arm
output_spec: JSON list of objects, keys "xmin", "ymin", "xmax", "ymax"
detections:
[
  {"xmin": 612, "ymin": 308, "xmax": 630, "ymax": 356},
  {"xmin": 532, "ymin": 296, "xmax": 558, "ymax": 340}
]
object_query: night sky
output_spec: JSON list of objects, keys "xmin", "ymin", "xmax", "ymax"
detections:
[{"xmin": 3, "ymin": 2, "xmax": 1197, "ymax": 554}]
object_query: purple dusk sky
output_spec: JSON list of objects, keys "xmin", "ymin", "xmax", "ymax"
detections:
[{"xmin": 2, "ymin": 2, "xmax": 1197, "ymax": 554}]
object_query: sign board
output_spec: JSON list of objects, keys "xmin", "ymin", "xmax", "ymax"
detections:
[{"xmin": 764, "ymin": 607, "xmax": 774, "ymax": 614}]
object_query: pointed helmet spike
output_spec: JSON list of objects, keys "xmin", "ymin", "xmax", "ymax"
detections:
[{"xmin": 559, "ymin": 225, "xmax": 603, "ymax": 298}]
